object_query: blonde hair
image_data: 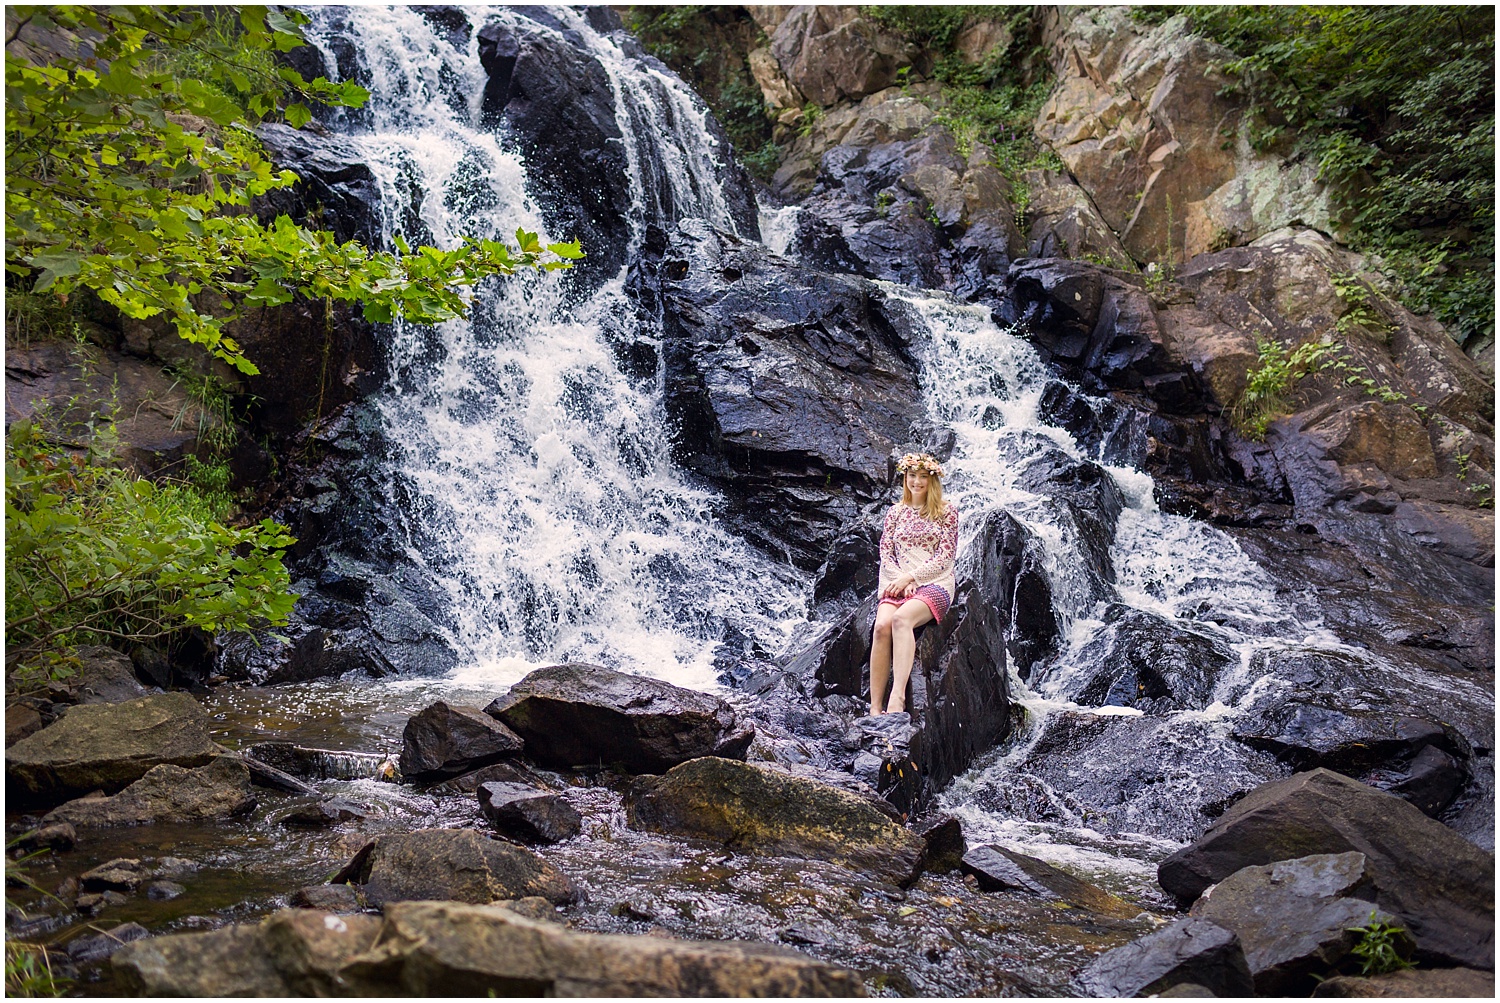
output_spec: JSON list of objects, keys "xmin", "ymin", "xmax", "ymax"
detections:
[{"xmin": 901, "ymin": 471, "xmax": 947, "ymax": 522}]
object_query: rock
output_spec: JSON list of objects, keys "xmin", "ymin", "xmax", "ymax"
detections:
[
  {"xmin": 43, "ymin": 756, "xmax": 256, "ymax": 827},
  {"xmin": 1312, "ymin": 966, "xmax": 1495, "ymax": 997},
  {"xmin": 67, "ymin": 922, "xmax": 150, "ymax": 965},
  {"xmin": 241, "ymin": 742, "xmax": 389, "ymax": 782},
  {"xmin": 1189, "ymin": 852, "xmax": 1414, "ymax": 995},
  {"xmin": 915, "ymin": 814, "xmax": 966, "ymax": 873},
  {"xmin": 333, "ymin": 828, "xmax": 577, "ymax": 908},
  {"xmin": 150, "ymin": 856, "xmax": 199, "ymax": 877},
  {"xmin": 637, "ymin": 222, "xmax": 924, "ymax": 566},
  {"xmin": 627, "ymin": 757, "xmax": 924, "ymax": 887},
  {"xmin": 145, "ymin": 881, "xmax": 186, "ymax": 902},
  {"xmin": 256, "ymin": 124, "xmax": 382, "ymax": 246},
  {"xmin": 115, "ymin": 902, "xmax": 865, "ymax": 997},
  {"xmin": 288, "ymin": 884, "xmax": 361, "ymax": 912},
  {"xmin": 6, "ymin": 691, "xmax": 220, "ymax": 804},
  {"xmin": 11, "ymin": 822, "xmax": 75, "ymax": 854},
  {"xmin": 960, "ymin": 845, "xmax": 1138, "ymax": 918},
  {"xmin": 5, "ymin": 703, "xmax": 43, "ymax": 747},
  {"xmin": 1157, "ymin": 769, "xmax": 1495, "ymax": 969},
  {"xmin": 1070, "ymin": 606, "xmax": 1236, "ymax": 712},
  {"xmin": 1075, "ymin": 917, "xmax": 1254, "ymax": 998},
  {"xmin": 771, "ymin": 83, "xmax": 941, "ymax": 195},
  {"xmin": 1021, "ymin": 168, "xmax": 1133, "ymax": 264},
  {"xmin": 401, "ymin": 701, "xmax": 524, "ymax": 780},
  {"xmin": 68, "ymin": 645, "xmax": 150, "ymax": 705},
  {"xmin": 81, "ymin": 858, "xmax": 144, "ymax": 893},
  {"xmin": 486, "ymin": 663, "xmax": 753, "ymax": 773},
  {"xmin": 765, "ymin": 6, "xmax": 925, "ymax": 107},
  {"xmin": 477, "ymin": 782, "xmax": 582, "ymax": 844},
  {"xmin": 77, "ymin": 889, "xmax": 130, "ymax": 914},
  {"xmin": 113, "ymin": 910, "xmax": 385, "ymax": 997},
  {"xmin": 278, "ymin": 796, "xmax": 368, "ymax": 827},
  {"xmin": 424, "ymin": 760, "xmax": 551, "ymax": 796}
]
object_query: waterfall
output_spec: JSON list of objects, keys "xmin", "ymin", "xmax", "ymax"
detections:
[{"xmin": 299, "ymin": 6, "xmax": 804, "ymax": 692}]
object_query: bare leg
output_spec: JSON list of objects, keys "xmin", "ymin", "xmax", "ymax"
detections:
[
  {"xmin": 887, "ymin": 597, "xmax": 934, "ymax": 714},
  {"xmin": 869, "ymin": 603, "xmax": 897, "ymax": 715}
]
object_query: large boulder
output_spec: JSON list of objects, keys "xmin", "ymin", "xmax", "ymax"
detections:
[
  {"xmin": 960, "ymin": 844, "xmax": 1138, "ymax": 918},
  {"xmin": 67, "ymin": 645, "xmax": 150, "ymax": 705},
  {"xmin": 1157, "ymin": 769, "xmax": 1496, "ymax": 969},
  {"xmin": 627, "ymin": 757, "xmax": 925, "ymax": 887},
  {"xmin": 1311, "ymin": 966, "xmax": 1495, "ymax": 998},
  {"xmin": 401, "ymin": 701, "xmax": 524, "ymax": 780},
  {"xmin": 636, "ymin": 221, "xmax": 924, "ymax": 566},
  {"xmin": 477, "ymin": 782, "xmax": 582, "ymax": 844},
  {"xmin": 114, "ymin": 902, "xmax": 866, "ymax": 997},
  {"xmin": 1190, "ymin": 852, "xmax": 1412, "ymax": 995},
  {"xmin": 1068, "ymin": 606, "xmax": 1236, "ymax": 712},
  {"xmin": 485, "ymin": 663, "xmax": 753, "ymax": 773},
  {"xmin": 6, "ymin": 692, "xmax": 219, "ymax": 804},
  {"xmin": 1075, "ymin": 917, "xmax": 1255, "ymax": 998},
  {"xmin": 763, "ymin": 6, "xmax": 925, "ymax": 108},
  {"xmin": 42, "ymin": 756, "xmax": 255, "ymax": 827},
  {"xmin": 333, "ymin": 829, "xmax": 577, "ymax": 908}
]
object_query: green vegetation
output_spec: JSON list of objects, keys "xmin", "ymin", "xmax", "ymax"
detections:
[
  {"xmin": 6, "ymin": 6, "xmax": 581, "ymax": 376},
  {"xmin": 626, "ymin": 6, "xmax": 780, "ymax": 179},
  {"xmin": 6, "ymin": 417, "xmax": 298, "ymax": 680},
  {"xmin": 1346, "ymin": 913, "xmax": 1415, "ymax": 976},
  {"xmin": 4, "ymin": 943, "xmax": 66, "ymax": 998},
  {"xmin": 1131, "ymin": 6, "xmax": 1494, "ymax": 352}
]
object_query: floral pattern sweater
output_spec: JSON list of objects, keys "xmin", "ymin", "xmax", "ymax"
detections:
[{"xmin": 878, "ymin": 502, "xmax": 959, "ymax": 602}]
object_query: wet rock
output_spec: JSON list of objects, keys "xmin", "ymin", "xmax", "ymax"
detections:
[
  {"xmin": 278, "ymin": 796, "xmax": 368, "ymax": 828},
  {"xmin": 113, "ymin": 910, "xmax": 384, "ymax": 997},
  {"xmin": 1075, "ymin": 917, "xmax": 1254, "ymax": 999},
  {"xmin": 424, "ymin": 760, "xmax": 551, "ymax": 796},
  {"xmin": 256, "ymin": 124, "xmax": 382, "ymax": 247},
  {"xmin": 1008, "ymin": 437, "xmax": 1125, "ymax": 601},
  {"xmin": 639, "ymin": 222, "xmax": 923, "ymax": 566},
  {"xmin": 333, "ymin": 828, "xmax": 577, "ymax": 908},
  {"xmin": 5, "ymin": 703, "xmax": 42, "ymax": 747},
  {"xmin": 11, "ymin": 822, "xmax": 75, "ymax": 854},
  {"xmin": 145, "ymin": 880, "xmax": 186, "ymax": 902},
  {"xmin": 915, "ymin": 814, "xmax": 966, "ymax": 873},
  {"xmin": 1189, "ymin": 852, "xmax": 1406, "ymax": 995},
  {"xmin": 67, "ymin": 922, "xmax": 150, "ymax": 965},
  {"xmin": 401, "ymin": 701, "xmax": 524, "ymax": 780},
  {"xmin": 627, "ymin": 757, "xmax": 924, "ymax": 887},
  {"xmin": 242, "ymin": 742, "xmax": 388, "ymax": 782},
  {"xmin": 43, "ymin": 756, "xmax": 256, "ymax": 827},
  {"xmin": 1157, "ymin": 769, "xmax": 1495, "ymax": 969},
  {"xmin": 6, "ymin": 691, "xmax": 219, "ymax": 804},
  {"xmin": 494, "ymin": 896, "xmax": 561, "ymax": 923},
  {"xmin": 1071, "ymin": 607, "xmax": 1236, "ymax": 712},
  {"xmin": 486, "ymin": 663, "xmax": 753, "ymax": 773},
  {"xmin": 81, "ymin": 858, "xmax": 144, "ymax": 893},
  {"xmin": 960, "ymin": 844, "xmax": 1138, "ymax": 918},
  {"xmin": 1363, "ymin": 744, "xmax": 1470, "ymax": 819},
  {"xmin": 477, "ymin": 782, "xmax": 582, "ymax": 844},
  {"xmin": 238, "ymin": 753, "xmax": 319, "ymax": 795},
  {"xmin": 288, "ymin": 884, "xmax": 361, "ymax": 912},
  {"xmin": 149, "ymin": 856, "xmax": 198, "ymax": 878},
  {"xmin": 1312, "ymin": 966, "xmax": 1495, "ymax": 997},
  {"xmin": 77, "ymin": 889, "xmax": 130, "ymax": 914},
  {"xmin": 117, "ymin": 902, "xmax": 865, "ymax": 997}
]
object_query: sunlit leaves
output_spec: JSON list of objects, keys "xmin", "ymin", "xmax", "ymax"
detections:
[{"xmin": 6, "ymin": 5, "xmax": 581, "ymax": 375}]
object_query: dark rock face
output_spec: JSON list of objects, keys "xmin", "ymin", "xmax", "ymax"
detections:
[
  {"xmin": 915, "ymin": 814, "xmax": 966, "ymax": 873},
  {"xmin": 1311, "ymin": 966, "xmax": 1495, "ymax": 998},
  {"xmin": 477, "ymin": 782, "xmax": 582, "ymax": 844},
  {"xmin": 334, "ymin": 828, "xmax": 577, "ymax": 908},
  {"xmin": 67, "ymin": 922, "xmax": 151, "ymax": 966},
  {"xmin": 1157, "ymin": 769, "xmax": 1496, "ymax": 969},
  {"xmin": 960, "ymin": 845, "xmax": 1137, "ymax": 918},
  {"xmin": 401, "ymin": 701, "xmax": 525, "ymax": 780},
  {"xmin": 1075, "ymin": 917, "xmax": 1255, "ymax": 999},
  {"xmin": 423, "ymin": 760, "xmax": 551, "ymax": 796},
  {"xmin": 278, "ymin": 797, "xmax": 368, "ymax": 828},
  {"xmin": 1070, "ymin": 607, "xmax": 1236, "ymax": 712},
  {"xmin": 475, "ymin": 11, "xmax": 758, "ymax": 294},
  {"xmin": 42, "ymin": 757, "xmax": 256, "ymax": 828},
  {"xmin": 627, "ymin": 757, "xmax": 925, "ymax": 887},
  {"xmin": 486, "ymin": 664, "xmax": 753, "ymax": 773},
  {"xmin": 68, "ymin": 646, "xmax": 150, "ymax": 705},
  {"xmin": 635, "ymin": 221, "xmax": 925, "ymax": 567},
  {"xmin": 1188, "ymin": 852, "xmax": 1410, "ymax": 996},
  {"xmin": 288, "ymin": 883, "xmax": 362, "ymax": 912},
  {"xmin": 6, "ymin": 692, "xmax": 220, "ymax": 804},
  {"xmin": 255, "ymin": 124, "xmax": 383, "ymax": 247}
]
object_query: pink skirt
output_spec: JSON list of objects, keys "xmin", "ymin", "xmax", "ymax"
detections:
[{"xmin": 879, "ymin": 584, "xmax": 952, "ymax": 624}]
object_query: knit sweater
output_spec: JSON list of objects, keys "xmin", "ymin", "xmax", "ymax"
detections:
[{"xmin": 877, "ymin": 502, "xmax": 959, "ymax": 602}]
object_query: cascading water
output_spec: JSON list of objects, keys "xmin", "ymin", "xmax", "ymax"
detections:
[{"xmin": 298, "ymin": 7, "xmax": 806, "ymax": 693}]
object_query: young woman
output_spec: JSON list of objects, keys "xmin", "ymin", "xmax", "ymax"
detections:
[{"xmin": 869, "ymin": 452, "xmax": 959, "ymax": 716}]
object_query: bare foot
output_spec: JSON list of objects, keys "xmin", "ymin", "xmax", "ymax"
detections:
[
  {"xmin": 888, "ymin": 701, "xmax": 905, "ymax": 715},
  {"xmin": 868, "ymin": 707, "xmax": 884, "ymax": 716}
]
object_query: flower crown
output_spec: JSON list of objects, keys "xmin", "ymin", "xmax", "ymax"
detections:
[{"xmin": 897, "ymin": 452, "xmax": 944, "ymax": 478}]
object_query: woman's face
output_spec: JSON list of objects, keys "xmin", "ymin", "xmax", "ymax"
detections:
[{"xmin": 905, "ymin": 469, "xmax": 931, "ymax": 499}]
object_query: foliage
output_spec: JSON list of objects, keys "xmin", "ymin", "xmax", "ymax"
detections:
[
  {"xmin": 5, "ymin": 418, "xmax": 298, "ymax": 675},
  {"xmin": 1346, "ymin": 913, "xmax": 1415, "ymax": 976},
  {"xmin": 4, "ymin": 943, "xmax": 67, "ymax": 998},
  {"xmin": 1131, "ymin": 6, "xmax": 1494, "ymax": 350},
  {"xmin": 6, "ymin": 5, "xmax": 582, "ymax": 376},
  {"xmin": 625, "ymin": 6, "xmax": 781, "ymax": 180},
  {"xmin": 1233, "ymin": 331, "xmax": 1417, "ymax": 440}
]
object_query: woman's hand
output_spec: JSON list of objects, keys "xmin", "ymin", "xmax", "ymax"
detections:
[{"xmin": 883, "ymin": 574, "xmax": 916, "ymax": 599}]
